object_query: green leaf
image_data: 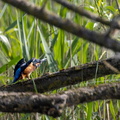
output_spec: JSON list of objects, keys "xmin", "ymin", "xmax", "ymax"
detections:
[
  {"xmin": 0, "ymin": 34, "xmax": 12, "ymax": 56},
  {"xmin": 106, "ymin": 6, "xmax": 116, "ymax": 13},
  {"xmin": 85, "ymin": 22, "xmax": 94, "ymax": 30},
  {"xmin": 4, "ymin": 21, "xmax": 17, "ymax": 33},
  {"xmin": 0, "ymin": 56, "xmax": 20, "ymax": 74}
]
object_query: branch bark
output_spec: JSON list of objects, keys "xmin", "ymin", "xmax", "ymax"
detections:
[
  {"xmin": 0, "ymin": 82, "xmax": 120, "ymax": 117},
  {"xmin": 1, "ymin": 0, "xmax": 120, "ymax": 117},
  {"xmin": 2, "ymin": 0, "xmax": 120, "ymax": 52},
  {"xmin": 53, "ymin": 0, "xmax": 120, "ymax": 28},
  {"xmin": 0, "ymin": 57, "xmax": 120, "ymax": 93}
]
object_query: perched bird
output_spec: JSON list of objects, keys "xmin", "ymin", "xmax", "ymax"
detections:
[{"xmin": 13, "ymin": 58, "xmax": 47, "ymax": 83}]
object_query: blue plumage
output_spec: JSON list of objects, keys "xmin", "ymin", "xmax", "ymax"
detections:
[
  {"xmin": 13, "ymin": 58, "xmax": 47, "ymax": 83},
  {"xmin": 13, "ymin": 58, "xmax": 34, "ymax": 83},
  {"xmin": 14, "ymin": 58, "xmax": 25, "ymax": 76},
  {"xmin": 13, "ymin": 68, "xmax": 22, "ymax": 83}
]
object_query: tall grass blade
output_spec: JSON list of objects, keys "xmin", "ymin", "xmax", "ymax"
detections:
[
  {"xmin": 0, "ymin": 4, "xmax": 7, "ymax": 19},
  {"xmin": 86, "ymin": 102, "xmax": 93, "ymax": 120},
  {"xmin": 17, "ymin": 13, "xmax": 30, "ymax": 60},
  {"xmin": 38, "ymin": 26, "xmax": 58, "ymax": 72}
]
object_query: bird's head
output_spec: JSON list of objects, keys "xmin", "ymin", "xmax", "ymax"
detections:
[{"xmin": 32, "ymin": 58, "xmax": 47, "ymax": 67}]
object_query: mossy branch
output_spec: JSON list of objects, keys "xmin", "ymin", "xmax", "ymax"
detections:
[
  {"xmin": 0, "ymin": 82, "xmax": 120, "ymax": 117},
  {"xmin": 0, "ymin": 57, "xmax": 120, "ymax": 93}
]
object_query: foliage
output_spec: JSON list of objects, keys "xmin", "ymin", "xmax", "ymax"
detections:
[{"xmin": 0, "ymin": 0, "xmax": 120, "ymax": 119}]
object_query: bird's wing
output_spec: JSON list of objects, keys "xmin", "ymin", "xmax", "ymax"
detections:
[
  {"xmin": 13, "ymin": 67, "xmax": 22, "ymax": 83},
  {"xmin": 14, "ymin": 58, "xmax": 26, "ymax": 75},
  {"xmin": 26, "ymin": 58, "xmax": 35, "ymax": 66},
  {"xmin": 13, "ymin": 58, "xmax": 35, "ymax": 83}
]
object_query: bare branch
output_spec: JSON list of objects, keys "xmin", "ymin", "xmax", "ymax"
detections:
[
  {"xmin": 2, "ymin": 0, "xmax": 120, "ymax": 52},
  {"xmin": 0, "ymin": 57, "xmax": 120, "ymax": 93},
  {"xmin": 0, "ymin": 92, "xmax": 64, "ymax": 117},
  {"xmin": 0, "ymin": 82, "xmax": 120, "ymax": 117}
]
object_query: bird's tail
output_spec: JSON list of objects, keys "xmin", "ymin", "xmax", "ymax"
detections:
[{"xmin": 12, "ymin": 78, "xmax": 17, "ymax": 83}]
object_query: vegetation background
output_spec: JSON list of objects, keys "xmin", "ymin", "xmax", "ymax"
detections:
[{"xmin": 0, "ymin": 0, "xmax": 120, "ymax": 119}]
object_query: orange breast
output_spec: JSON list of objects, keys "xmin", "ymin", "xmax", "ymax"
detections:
[
  {"xmin": 19, "ymin": 62, "xmax": 40, "ymax": 79},
  {"xmin": 23, "ymin": 63, "xmax": 37, "ymax": 75}
]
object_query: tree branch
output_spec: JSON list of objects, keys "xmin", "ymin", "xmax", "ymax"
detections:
[
  {"xmin": 53, "ymin": 0, "xmax": 120, "ymax": 29},
  {"xmin": 0, "ymin": 57, "xmax": 120, "ymax": 93},
  {"xmin": 2, "ymin": 0, "xmax": 120, "ymax": 52},
  {"xmin": 0, "ymin": 82, "xmax": 120, "ymax": 117}
]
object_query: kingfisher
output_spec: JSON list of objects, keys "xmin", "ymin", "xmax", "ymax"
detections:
[{"xmin": 13, "ymin": 58, "xmax": 47, "ymax": 83}]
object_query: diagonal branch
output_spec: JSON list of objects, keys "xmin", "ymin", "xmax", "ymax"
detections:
[
  {"xmin": 2, "ymin": 0, "xmax": 120, "ymax": 52},
  {"xmin": 0, "ymin": 57, "xmax": 120, "ymax": 93},
  {"xmin": 0, "ymin": 82, "xmax": 120, "ymax": 117},
  {"xmin": 53, "ymin": 0, "xmax": 120, "ymax": 28}
]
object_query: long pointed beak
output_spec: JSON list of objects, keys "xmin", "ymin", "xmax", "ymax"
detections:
[{"xmin": 40, "ymin": 58, "xmax": 47, "ymax": 63}]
